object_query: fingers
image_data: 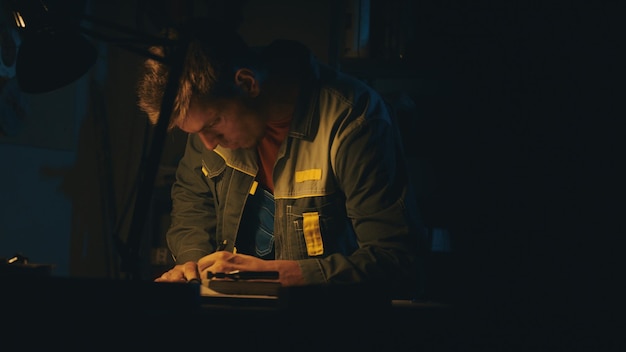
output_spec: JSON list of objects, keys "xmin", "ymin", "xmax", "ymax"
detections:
[
  {"xmin": 198, "ymin": 252, "xmax": 267, "ymax": 276},
  {"xmin": 181, "ymin": 261, "xmax": 200, "ymax": 281},
  {"xmin": 197, "ymin": 250, "xmax": 233, "ymax": 272},
  {"xmin": 154, "ymin": 270, "xmax": 187, "ymax": 283},
  {"xmin": 155, "ymin": 253, "xmax": 270, "ymax": 283},
  {"xmin": 154, "ymin": 261, "xmax": 200, "ymax": 283}
]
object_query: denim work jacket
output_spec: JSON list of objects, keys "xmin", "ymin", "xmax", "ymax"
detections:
[{"xmin": 166, "ymin": 41, "xmax": 423, "ymax": 293}]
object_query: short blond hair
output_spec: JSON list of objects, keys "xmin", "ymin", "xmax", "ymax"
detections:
[{"xmin": 136, "ymin": 21, "xmax": 255, "ymax": 130}]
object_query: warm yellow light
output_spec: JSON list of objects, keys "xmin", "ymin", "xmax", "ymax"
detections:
[{"xmin": 12, "ymin": 11, "xmax": 25, "ymax": 28}]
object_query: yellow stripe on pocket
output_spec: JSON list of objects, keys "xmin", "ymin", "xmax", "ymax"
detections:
[
  {"xmin": 303, "ymin": 212, "xmax": 324, "ymax": 256},
  {"xmin": 295, "ymin": 169, "xmax": 321, "ymax": 183}
]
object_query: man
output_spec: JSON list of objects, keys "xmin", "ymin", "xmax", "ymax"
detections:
[{"xmin": 137, "ymin": 20, "xmax": 424, "ymax": 298}]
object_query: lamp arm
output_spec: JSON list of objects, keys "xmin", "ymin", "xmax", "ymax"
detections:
[
  {"xmin": 78, "ymin": 14, "xmax": 177, "ymax": 64},
  {"xmin": 78, "ymin": 26, "xmax": 171, "ymax": 64},
  {"xmin": 118, "ymin": 36, "xmax": 187, "ymax": 280},
  {"xmin": 80, "ymin": 14, "xmax": 168, "ymax": 44}
]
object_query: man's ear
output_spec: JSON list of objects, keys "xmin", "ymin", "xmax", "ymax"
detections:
[{"xmin": 234, "ymin": 68, "xmax": 260, "ymax": 97}]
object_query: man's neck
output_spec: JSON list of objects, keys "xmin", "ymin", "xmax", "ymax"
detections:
[{"xmin": 263, "ymin": 78, "xmax": 300, "ymax": 122}]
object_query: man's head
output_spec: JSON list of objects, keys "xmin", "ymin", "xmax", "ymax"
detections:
[{"xmin": 137, "ymin": 20, "xmax": 260, "ymax": 132}]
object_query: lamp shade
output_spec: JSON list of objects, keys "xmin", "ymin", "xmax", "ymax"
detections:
[{"xmin": 16, "ymin": 27, "xmax": 97, "ymax": 94}]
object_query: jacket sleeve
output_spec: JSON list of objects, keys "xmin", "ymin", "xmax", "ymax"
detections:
[{"xmin": 166, "ymin": 134, "xmax": 217, "ymax": 264}]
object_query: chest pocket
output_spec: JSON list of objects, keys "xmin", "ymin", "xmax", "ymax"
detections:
[{"xmin": 286, "ymin": 200, "xmax": 356, "ymax": 259}]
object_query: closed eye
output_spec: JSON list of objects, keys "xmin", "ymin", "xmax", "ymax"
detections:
[{"xmin": 203, "ymin": 116, "xmax": 221, "ymax": 131}]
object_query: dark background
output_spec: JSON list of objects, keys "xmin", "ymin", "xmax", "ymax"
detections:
[{"xmin": 1, "ymin": 0, "xmax": 623, "ymax": 349}]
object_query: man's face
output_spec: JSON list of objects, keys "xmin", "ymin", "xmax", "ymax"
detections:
[{"xmin": 178, "ymin": 97, "xmax": 266, "ymax": 150}]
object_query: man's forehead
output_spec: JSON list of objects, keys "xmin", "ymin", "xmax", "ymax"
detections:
[{"xmin": 178, "ymin": 104, "xmax": 217, "ymax": 132}]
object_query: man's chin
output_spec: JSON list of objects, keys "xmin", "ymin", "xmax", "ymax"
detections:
[
  {"xmin": 219, "ymin": 140, "xmax": 258, "ymax": 150},
  {"xmin": 219, "ymin": 143, "xmax": 242, "ymax": 150}
]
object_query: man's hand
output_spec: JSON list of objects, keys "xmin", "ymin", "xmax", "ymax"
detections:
[
  {"xmin": 197, "ymin": 251, "xmax": 306, "ymax": 286},
  {"xmin": 154, "ymin": 261, "xmax": 200, "ymax": 283}
]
